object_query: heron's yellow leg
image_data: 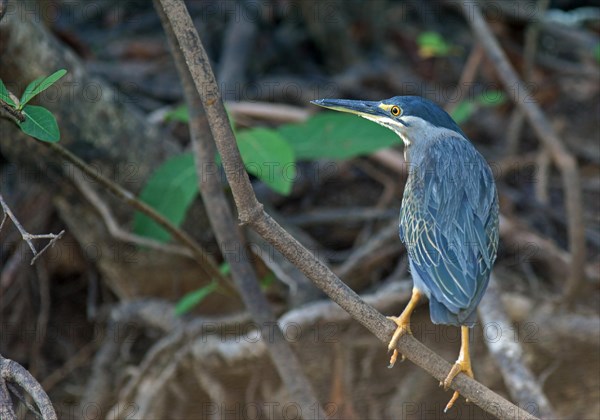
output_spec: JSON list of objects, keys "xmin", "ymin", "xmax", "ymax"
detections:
[
  {"xmin": 443, "ymin": 326, "xmax": 474, "ymax": 412},
  {"xmin": 387, "ymin": 288, "xmax": 422, "ymax": 368}
]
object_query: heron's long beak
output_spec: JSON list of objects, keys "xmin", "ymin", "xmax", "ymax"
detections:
[
  {"xmin": 311, "ymin": 98, "xmax": 410, "ymax": 145},
  {"xmin": 311, "ymin": 98, "xmax": 384, "ymax": 118},
  {"xmin": 311, "ymin": 98, "xmax": 408, "ymax": 129}
]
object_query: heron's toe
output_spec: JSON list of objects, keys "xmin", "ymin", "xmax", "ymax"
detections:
[
  {"xmin": 443, "ymin": 360, "xmax": 474, "ymax": 411},
  {"xmin": 386, "ymin": 315, "xmax": 412, "ymax": 368}
]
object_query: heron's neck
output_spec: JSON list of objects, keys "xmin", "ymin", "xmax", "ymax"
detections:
[{"xmin": 400, "ymin": 118, "xmax": 465, "ymax": 165}]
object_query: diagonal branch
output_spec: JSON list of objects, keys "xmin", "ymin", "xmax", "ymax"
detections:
[
  {"xmin": 71, "ymin": 170, "xmax": 193, "ymax": 258},
  {"xmin": 43, "ymin": 142, "xmax": 229, "ymax": 288},
  {"xmin": 156, "ymin": 0, "xmax": 540, "ymax": 418},
  {"xmin": 154, "ymin": 1, "xmax": 326, "ymax": 417},
  {"xmin": 460, "ymin": 2, "xmax": 586, "ymax": 307}
]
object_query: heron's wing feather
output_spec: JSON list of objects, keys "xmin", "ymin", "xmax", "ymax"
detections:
[{"xmin": 400, "ymin": 137, "xmax": 499, "ymax": 318}]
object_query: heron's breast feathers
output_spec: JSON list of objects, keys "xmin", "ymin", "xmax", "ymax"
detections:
[{"xmin": 399, "ymin": 136, "xmax": 499, "ymax": 313}]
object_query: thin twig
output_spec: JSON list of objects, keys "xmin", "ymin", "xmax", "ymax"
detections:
[
  {"xmin": 499, "ymin": 215, "xmax": 598, "ymax": 284},
  {"xmin": 154, "ymin": 1, "xmax": 326, "ymax": 417},
  {"xmin": 506, "ymin": 0, "xmax": 550, "ymax": 156},
  {"xmin": 156, "ymin": 0, "xmax": 539, "ymax": 418},
  {"xmin": 334, "ymin": 220, "xmax": 399, "ymax": 280},
  {"xmin": 43, "ymin": 142, "xmax": 227, "ymax": 286},
  {"xmin": 534, "ymin": 149, "xmax": 551, "ymax": 205},
  {"xmin": 0, "ymin": 97, "xmax": 25, "ymax": 122},
  {"xmin": 80, "ymin": 300, "xmax": 181, "ymax": 414},
  {"xmin": 217, "ymin": 0, "xmax": 258, "ymax": 100},
  {"xmin": 72, "ymin": 170, "xmax": 193, "ymax": 258},
  {"xmin": 30, "ymin": 263, "xmax": 51, "ymax": 377},
  {"xmin": 460, "ymin": 2, "xmax": 586, "ymax": 307},
  {"xmin": 226, "ymin": 101, "xmax": 310, "ymax": 123},
  {"xmin": 0, "ymin": 193, "xmax": 65, "ymax": 265},
  {"xmin": 446, "ymin": 42, "xmax": 484, "ymax": 114},
  {"xmin": 41, "ymin": 340, "xmax": 99, "ymax": 391}
]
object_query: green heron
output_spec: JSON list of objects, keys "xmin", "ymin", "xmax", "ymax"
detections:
[{"xmin": 312, "ymin": 96, "xmax": 499, "ymax": 410}]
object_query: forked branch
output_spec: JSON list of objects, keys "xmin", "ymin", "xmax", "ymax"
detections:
[{"xmin": 0, "ymin": 193, "xmax": 64, "ymax": 265}]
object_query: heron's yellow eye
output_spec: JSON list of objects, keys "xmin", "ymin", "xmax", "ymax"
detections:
[{"xmin": 390, "ymin": 106, "xmax": 401, "ymax": 116}]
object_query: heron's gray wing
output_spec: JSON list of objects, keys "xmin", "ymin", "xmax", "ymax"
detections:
[{"xmin": 400, "ymin": 137, "xmax": 499, "ymax": 319}]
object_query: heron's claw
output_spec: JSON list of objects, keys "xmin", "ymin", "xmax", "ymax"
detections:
[
  {"xmin": 387, "ymin": 315, "xmax": 411, "ymax": 368},
  {"xmin": 443, "ymin": 359, "xmax": 474, "ymax": 412},
  {"xmin": 385, "ymin": 289, "xmax": 421, "ymax": 368}
]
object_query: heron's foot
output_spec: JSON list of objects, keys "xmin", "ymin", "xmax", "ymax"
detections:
[
  {"xmin": 386, "ymin": 315, "xmax": 412, "ymax": 368},
  {"xmin": 442, "ymin": 358, "xmax": 474, "ymax": 412}
]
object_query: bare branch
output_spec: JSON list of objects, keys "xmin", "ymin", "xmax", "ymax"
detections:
[
  {"xmin": 226, "ymin": 101, "xmax": 310, "ymax": 123},
  {"xmin": 72, "ymin": 170, "xmax": 193, "ymax": 258},
  {"xmin": 0, "ymin": 355, "xmax": 57, "ymax": 420},
  {"xmin": 0, "ymin": 193, "xmax": 64, "ymax": 265},
  {"xmin": 154, "ymin": 1, "xmax": 326, "ymax": 417},
  {"xmin": 41, "ymin": 341, "xmax": 99, "ymax": 392},
  {"xmin": 0, "ymin": 377, "xmax": 16, "ymax": 420},
  {"xmin": 217, "ymin": 0, "xmax": 258, "ymax": 100},
  {"xmin": 505, "ymin": 0, "xmax": 550, "ymax": 156},
  {"xmin": 43, "ymin": 142, "xmax": 231, "ymax": 289}
]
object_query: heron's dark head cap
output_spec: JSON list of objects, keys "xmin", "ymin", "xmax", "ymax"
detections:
[{"xmin": 311, "ymin": 96, "xmax": 465, "ymax": 143}]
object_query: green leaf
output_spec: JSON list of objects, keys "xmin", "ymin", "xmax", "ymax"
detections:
[
  {"xmin": 450, "ymin": 101, "xmax": 475, "ymax": 125},
  {"xmin": 219, "ymin": 263, "xmax": 231, "ymax": 276},
  {"xmin": 18, "ymin": 105, "xmax": 60, "ymax": 142},
  {"xmin": 20, "ymin": 69, "xmax": 67, "ymax": 108},
  {"xmin": 594, "ymin": 43, "xmax": 600, "ymax": 63},
  {"xmin": 236, "ymin": 128, "xmax": 296, "ymax": 195},
  {"xmin": 20, "ymin": 76, "xmax": 44, "ymax": 108},
  {"xmin": 0, "ymin": 79, "xmax": 16, "ymax": 107},
  {"xmin": 174, "ymin": 281, "xmax": 218, "ymax": 316},
  {"xmin": 133, "ymin": 153, "xmax": 198, "ymax": 242},
  {"xmin": 174, "ymin": 263, "xmax": 228, "ymax": 315},
  {"xmin": 260, "ymin": 272, "xmax": 275, "ymax": 290},
  {"xmin": 165, "ymin": 104, "xmax": 189, "ymax": 122},
  {"xmin": 450, "ymin": 90, "xmax": 505, "ymax": 125},
  {"xmin": 278, "ymin": 113, "xmax": 399, "ymax": 160},
  {"xmin": 477, "ymin": 90, "xmax": 506, "ymax": 106},
  {"xmin": 417, "ymin": 31, "xmax": 452, "ymax": 57}
]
